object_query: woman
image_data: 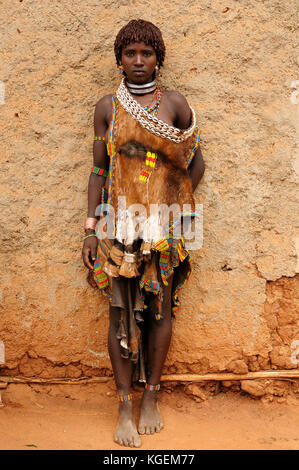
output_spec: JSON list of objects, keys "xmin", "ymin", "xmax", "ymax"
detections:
[{"xmin": 82, "ymin": 19, "xmax": 205, "ymax": 448}]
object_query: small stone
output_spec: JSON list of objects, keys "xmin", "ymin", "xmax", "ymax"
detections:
[
  {"xmin": 185, "ymin": 383, "xmax": 208, "ymax": 401},
  {"xmin": 277, "ymin": 397, "xmax": 286, "ymax": 403},
  {"xmin": 222, "ymin": 380, "xmax": 234, "ymax": 388},
  {"xmin": 229, "ymin": 360, "xmax": 249, "ymax": 375},
  {"xmin": 240, "ymin": 380, "xmax": 266, "ymax": 397}
]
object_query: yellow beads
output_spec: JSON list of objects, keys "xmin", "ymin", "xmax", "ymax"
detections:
[
  {"xmin": 145, "ymin": 151, "xmax": 157, "ymax": 168},
  {"xmin": 139, "ymin": 170, "xmax": 150, "ymax": 182}
]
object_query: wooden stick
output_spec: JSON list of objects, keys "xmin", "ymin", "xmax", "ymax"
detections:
[
  {"xmin": 0, "ymin": 376, "xmax": 110, "ymax": 385},
  {"xmin": 160, "ymin": 370, "xmax": 299, "ymax": 381},
  {"xmin": 0, "ymin": 370, "xmax": 298, "ymax": 385}
]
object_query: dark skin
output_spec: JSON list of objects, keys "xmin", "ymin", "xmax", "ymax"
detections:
[{"xmin": 82, "ymin": 42, "xmax": 205, "ymax": 447}]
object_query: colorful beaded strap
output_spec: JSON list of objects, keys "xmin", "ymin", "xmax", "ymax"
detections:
[
  {"xmin": 91, "ymin": 166, "xmax": 108, "ymax": 177},
  {"xmin": 139, "ymin": 151, "xmax": 157, "ymax": 182},
  {"xmin": 145, "ymin": 383, "xmax": 160, "ymax": 391},
  {"xmin": 139, "ymin": 170, "xmax": 150, "ymax": 182},
  {"xmin": 118, "ymin": 393, "xmax": 133, "ymax": 402},
  {"xmin": 94, "ymin": 136, "xmax": 106, "ymax": 142}
]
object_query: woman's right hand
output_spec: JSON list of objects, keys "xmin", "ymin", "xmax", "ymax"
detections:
[{"xmin": 82, "ymin": 235, "xmax": 98, "ymax": 270}]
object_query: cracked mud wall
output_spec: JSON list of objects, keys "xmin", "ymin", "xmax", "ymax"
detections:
[{"xmin": 0, "ymin": 1, "xmax": 298, "ymax": 378}]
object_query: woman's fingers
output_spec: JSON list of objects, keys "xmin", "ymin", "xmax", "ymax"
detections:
[
  {"xmin": 91, "ymin": 245, "xmax": 97, "ymax": 262},
  {"xmin": 82, "ymin": 246, "xmax": 94, "ymax": 270}
]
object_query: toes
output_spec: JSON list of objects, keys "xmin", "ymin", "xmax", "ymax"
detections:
[
  {"xmin": 150, "ymin": 426, "xmax": 155, "ymax": 434},
  {"xmin": 116, "ymin": 437, "xmax": 124, "ymax": 446},
  {"xmin": 145, "ymin": 426, "xmax": 151, "ymax": 435},
  {"xmin": 114, "ymin": 432, "xmax": 126, "ymax": 447},
  {"xmin": 138, "ymin": 424, "xmax": 145, "ymax": 435},
  {"xmin": 133, "ymin": 436, "xmax": 141, "ymax": 447}
]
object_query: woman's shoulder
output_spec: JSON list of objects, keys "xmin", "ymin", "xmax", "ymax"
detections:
[
  {"xmin": 95, "ymin": 94, "xmax": 114, "ymax": 110},
  {"xmin": 163, "ymin": 89, "xmax": 190, "ymax": 108},
  {"xmin": 94, "ymin": 94, "xmax": 114, "ymax": 124},
  {"xmin": 163, "ymin": 89, "xmax": 192, "ymax": 129}
]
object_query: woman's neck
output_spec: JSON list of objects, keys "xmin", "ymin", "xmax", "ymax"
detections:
[{"xmin": 125, "ymin": 78, "xmax": 157, "ymax": 95}]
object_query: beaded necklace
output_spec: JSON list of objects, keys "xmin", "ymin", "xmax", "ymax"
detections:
[
  {"xmin": 126, "ymin": 79, "xmax": 162, "ymax": 116},
  {"xmin": 143, "ymin": 86, "xmax": 162, "ymax": 116}
]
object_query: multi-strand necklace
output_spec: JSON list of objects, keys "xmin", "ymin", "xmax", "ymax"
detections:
[
  {"xmin": 116, "ymin": 78, "xmax": 196, "ymax": 143},
  {"xmin": 126, "ymin": 79, "xmax": 156, "ymax": 95},
  {"xmin": 126, "ymin": 79, "xmax": 162, "ymax": 116}
]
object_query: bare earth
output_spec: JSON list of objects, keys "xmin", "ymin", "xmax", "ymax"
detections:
[{"xmin": 0, "ymin": 383, "xmax": 298, "ymax": 450}]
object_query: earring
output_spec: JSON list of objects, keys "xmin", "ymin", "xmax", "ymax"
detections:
[
  {"xmin": 119, "ymin": 65, "xmax": 124, "ymax": 74},
  {"xmin": 155, "ymin": 65, "xmax": 159, "ymax": 76}
]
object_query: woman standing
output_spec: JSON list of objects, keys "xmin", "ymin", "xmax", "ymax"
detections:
[{"xmin": 82, "ymin": 19, "xmax": 205, "ymax": 448}]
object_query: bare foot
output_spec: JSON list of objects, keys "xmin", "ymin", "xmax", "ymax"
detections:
[
  {"xmin": 114, "ymin": 401, "xmax": 141, "ymax": 448},
  {"xmin": 138, "ymin": 389, "xmax": 163, "ymax": 435}
]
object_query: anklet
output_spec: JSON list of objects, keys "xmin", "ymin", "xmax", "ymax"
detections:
[
  {"xmin": 118, "ymin": 393, "xmax": 133, "ymax": 403},
  {"xmin": 145, "ymin": 383, "xmax": 160, "ymax": 391}
]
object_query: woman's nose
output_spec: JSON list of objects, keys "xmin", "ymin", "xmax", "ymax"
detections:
[{"xmin": 135, "ymin": 54, "xmax": 144, "ymax": 65}]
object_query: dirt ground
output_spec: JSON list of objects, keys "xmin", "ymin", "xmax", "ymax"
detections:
[{"xmin": 0, "ymin": 382, "xmax": 298, "ymax": 450}]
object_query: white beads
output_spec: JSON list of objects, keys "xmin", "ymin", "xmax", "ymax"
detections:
[{"xmin": 116, "ymin": 78, "xmax": 196, "ymax": 143}]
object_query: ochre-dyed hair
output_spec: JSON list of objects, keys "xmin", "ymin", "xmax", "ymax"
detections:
[{"xmin": 114, "ymin": 19, "xmax": 166, "ymax": 67}]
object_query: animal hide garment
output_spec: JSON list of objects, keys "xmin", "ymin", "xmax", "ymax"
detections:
[{"xmin": 87, "ymin": 95, "xmax": 200, "ymax": 383}]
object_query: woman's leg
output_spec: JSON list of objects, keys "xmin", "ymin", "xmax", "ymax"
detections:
[
  {"xmin": 108, "ymin": 305, "xmax": 141, "ymax": 447},
  {"xmin": 138, "ymin": 274, "xmax": 174, "ymax": 434}
]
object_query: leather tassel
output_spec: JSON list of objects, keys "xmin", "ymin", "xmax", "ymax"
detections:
[
  {"xmin": 119, "ymin": 252, "xmax": 139, "ymax": 278},
  {"xmin": 103, "ymin": 260, "xmax": 120, "ymax": 277},
  {"xmin": 109, "ymin": 245, "xmax": 124, "ymax": 266},
  {"xmin": 140, "ymin": 240, "xmax": 152, "ymax": 255}
]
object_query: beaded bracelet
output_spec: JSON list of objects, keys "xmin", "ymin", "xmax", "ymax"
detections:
[
  {"xmin": 83, "ymin": 233, "xmax": 97, "ymax": 241},
  {"xmin": 91, "ymin": 166, "xmax": 108, "ymax": 178},
  {"xmin": 94, "ymin": 136, "xmax": 106, "ymax": 142},
  {"xmin": 145, "ymin": 383, "xmax": 160, "ymax": 391}
]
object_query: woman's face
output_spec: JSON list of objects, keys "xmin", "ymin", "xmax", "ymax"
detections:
[{"xmin": 120, "ymin": 41, "xmax": 157, "ymax": 84}]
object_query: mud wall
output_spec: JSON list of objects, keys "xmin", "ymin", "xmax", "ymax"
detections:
[{"xmin": 0, "ymin": 0, "xmax": 298, "ymax": 379}]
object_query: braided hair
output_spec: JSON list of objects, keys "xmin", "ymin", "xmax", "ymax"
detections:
[{"xmin": 114, "ymin": 19, "xmax": 166, "ymax": 67}]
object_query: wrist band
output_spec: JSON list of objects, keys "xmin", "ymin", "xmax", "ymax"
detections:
[
  {"xmin": 83, "ymin": 233, "xmax": 97, "ymax": 241},
  {"xmin": 91, "ymin": 166, "xmax": 108, "ymax": 178},
  {"xmin": 94, "ymin": 136, "xmax": 106, "ymax": 142},
  {"xmin": 145, "ymin": 383, "xmax": 160, "ymax": 391},
  {"xmin": 84, "ymin": 217, "xmax": 97, "ymax": 230},
  {"xmin": 118, "ymin": 393, "xmax": 133, "ymax": 403}
]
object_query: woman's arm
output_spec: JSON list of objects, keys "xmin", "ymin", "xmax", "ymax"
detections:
[
  {"xmin": 87, "ymin": 96, "xmax": 111, "ymax": 218},
  {"xmin": 167, "ymin": 91, "xmax": 205, "ymax": 192},
  {"xmin": 187, "ymin": 146, "xmax": 205, "ymax": 192},
  {"xmin": 82, "ymin": 95, "xmax": 111, "ymax": 270}
]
